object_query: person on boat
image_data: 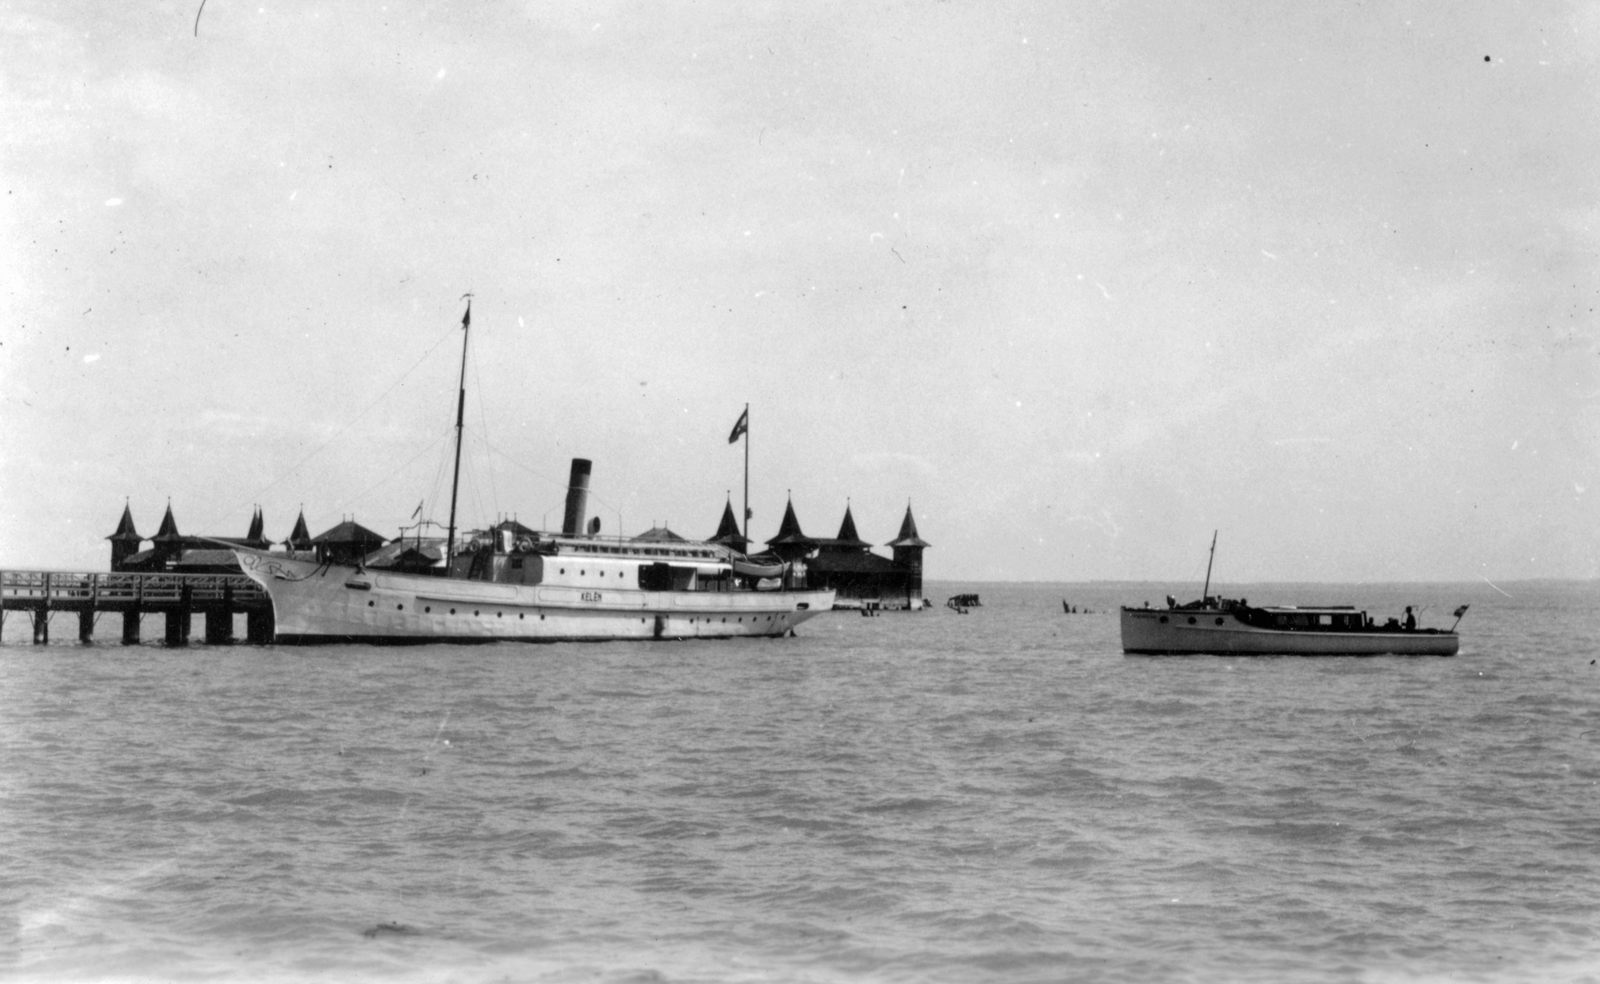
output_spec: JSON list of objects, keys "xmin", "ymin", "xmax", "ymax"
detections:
[{"xmin": 1403, "ymin": 606, "xmax": 1416, "ymax": 631}]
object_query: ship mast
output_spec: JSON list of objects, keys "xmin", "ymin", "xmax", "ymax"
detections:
[
  {"xmin": 1201, "ymin": 529, "xmax": 1218, "ymax": 605},
  {"xmin": 445, "ymin": 298, "xmax": 471, "ymax": 572}
]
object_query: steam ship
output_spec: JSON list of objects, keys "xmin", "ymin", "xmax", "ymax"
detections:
[{"xmin": 234, "ymin": 302, "xmax": 833, "ymax": 643}]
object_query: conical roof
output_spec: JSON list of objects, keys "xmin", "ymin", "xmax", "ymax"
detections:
[
  {"xmin": 710, "ymin": 498, "xmax": 751, "ymax": 550},
  {"xmin": 765, "ymin": 497, "xmax": 815, "ymax": 547},
  {"xmin": 831, "ymin": 505, "xmax": 871, "ymax": 549},
  {"xmin": 107, "ymin": 503, "xmax": 141, "ymax": 542},
  {"xmin": 245, "ymin": 508, "xmax": 263, "ymax": 543},
  {"xmin": 286, "ymin": 510, "xmax": 312, "ymax": 550},
  {"xmin": 886, "ymin": 503, "xmax": 930, "ymax": 548},
  {"xmin": 152, "ymin": 504, "xmax": 183, "ymax": 542}
]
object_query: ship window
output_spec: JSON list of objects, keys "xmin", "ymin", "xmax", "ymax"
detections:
[
  {"xmin": 425, "ymin": 607, "xmax": 431, "ymax": 613},
  {"xmin": 474, "ymin": 610, "xmax": 480, "ymax": 616},
  {"xmin": 397, "ymin": 604, "xmax": 403, "ymax": 611},
  {"xmin": 450, "ymin": 608, "xmax": 456, "ymax": 615},
  {"xmin": 580, "ymin": 570, "xmax": 585, "ymax": 576},
  {"xmin": 1187, "ymin": 616, "xmax": 1196, "ymax": 625},
  {"xmin": 1159, "ymin": 616, "xmax": 1168, "ymax": 624},
  {"xmin": 1319, "ymin": 615, "xmax": 1332, "ymax": 626},
  {"xmin": 1215, "ymin": 617, "xmax": 1223, "ymax": 625},
  {"xmin": 368, "ymin": 601, "xmax": 374, "ymax": 607},
  {"xmin": 559, "ymin": 568, "xmax": 565, "ymax": 574},
  {"xmin": 519, "ymin": 613, "xmax": 524, "ymax": 619}
]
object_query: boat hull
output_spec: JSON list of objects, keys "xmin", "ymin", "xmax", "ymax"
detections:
[
  {"xmin": 237, "ymin": 552, "xmax": 834, "ymax": 644},
  {"xmin": 1120, "ymin": 607, "xmax": 1459, "ymax": 656}
]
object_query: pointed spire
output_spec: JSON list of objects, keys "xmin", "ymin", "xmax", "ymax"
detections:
[
  {"xmin": 887, "ymin": 502, "xmax": 930, "ymax": 548},
  {"xmin": 766, "ymin": 496, "xmax": 814, "ymax": 547},
  {"xmin": 107, "ymin": 501, "xmax": 141, "ymax": 542},
  {"xmin": 833, "ymin": 504, "xmax": 870, "ymax": 548},
  {"xmin": 245, "ymin": 507, "xmax": 264, "ymax": 544},
  {"xmin": 152, "ymin": 502, "xmax": 182, "ymax": 542},
  {"xmin": 286, "ymin": 509, "xmax": 312, "ymax": 551},
  {"xmin": 711, "ymin": 497, "xmax": 751, "ymax": 551}
]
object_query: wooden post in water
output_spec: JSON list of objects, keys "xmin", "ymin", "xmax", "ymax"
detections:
[
  {"xmin": 122, "ymin": 610, "xmax": 141, "ymax": 645},
  {"xmin": 78, "ymin": 610, "xmax": 94, "ymax": 643},
  {"xmin": 246, "ymin": 606, "xmax": 273, "ymax": 644},
  {"xmin": 32, "ymin": 608, "xmax": 49, "ymax": 645},
  {"xmin": 205, "ymin": 583, "xmax": 233, "ymax": 644},
  {"xmin": 165, "ymin": 583, "xmax": 193, "ymax": 646}
]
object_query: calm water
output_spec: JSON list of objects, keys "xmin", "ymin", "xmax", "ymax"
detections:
[{"xmin": 3, "ymin": 580, "xmax": 1598, "ymax": 983}]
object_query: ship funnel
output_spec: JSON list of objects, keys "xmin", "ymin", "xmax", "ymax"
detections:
[{"xmin": 561, "ymin": 458, "xmax": 592, "ymax": 536}]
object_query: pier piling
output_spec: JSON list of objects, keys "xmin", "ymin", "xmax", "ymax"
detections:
[
  {"xmin": 2, "ymin": 570, "xmax": 270, "ymax": 646},
  {"xmin": 122, "ymin": 610, "xmax": 141, "ymax": 645},
  {"xmin": 246, "ymin": 607, "xmax": 273, "ymax": 644}
]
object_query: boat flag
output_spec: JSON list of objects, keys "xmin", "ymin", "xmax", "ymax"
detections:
[
  {"xmin": 411, "ymin": 500, "xmax": 423, "ymax": 520},
  {"xmin": 728, "ymin": 407, "xmax": 748, "ymax": 444},
  {"xmin": 1453, "ymin": 604, "xmax": 1469, "ymax": 618}
]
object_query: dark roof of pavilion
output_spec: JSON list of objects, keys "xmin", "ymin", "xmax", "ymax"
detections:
[
  {"xmin": 171, "ymin": 549, "xmax": 243, "ymax": 570},
  {"xmin": 709, "ymin": 499, "xmax": 751, "ymax": 551},
  {"xmin": 309, "ymin": 519, "xmax": 388, "ymax": 547},
  {"xmin": 765, "ymin": 498, "xmax": 816, "ymax": 547},
  {"xmin": 633, "ymin": 526, "xmax": 687, "ymax": 542},
  {"xmin": 885, "ymin": 504, "xmax": 930, "ymax": 549},
  {"xmin": 107, "ymin": 503, "xmax": 141, "ymax": 542},
  {"xmin": 815, "ymin": 504, "xmax": 872, "ymax": 551},
  {"xmin": 285, "ymin": 511, "xmax": 312, "ymax": 550},
  {"xmin": 152, "ymin": 504, "xmax": 183, "ymax": 542},
  {"xmin": 493, "ymin": 518, "xmax": 540, "ymax": 537}
]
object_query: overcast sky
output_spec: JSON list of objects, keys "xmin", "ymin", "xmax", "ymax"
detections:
[{"xmin": 3, "ymin": 1, "xmax": 1597, "ymax": 582}]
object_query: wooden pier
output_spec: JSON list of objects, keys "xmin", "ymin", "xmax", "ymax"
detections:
[{"xmin": 0, "ymin": 571, "xmax": 273, "ymax": 645}]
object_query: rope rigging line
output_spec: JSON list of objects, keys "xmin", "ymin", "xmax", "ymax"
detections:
[{"xmin": 204, "ymin": 321, "xmax": 463, "ymax": 531}]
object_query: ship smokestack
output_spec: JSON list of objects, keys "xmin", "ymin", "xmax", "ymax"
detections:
[{"xmin": 561, "ymin": 458, "xmax": 592, "ymax": 536}]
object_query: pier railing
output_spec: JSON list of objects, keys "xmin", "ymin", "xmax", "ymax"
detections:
[
  {"xmin": 0, "ymin": 570, "xmax": 268, "ymax": 611},
  {"xmin": 1, "ymin": 570, "xmax": 274, "ymax": 645}
]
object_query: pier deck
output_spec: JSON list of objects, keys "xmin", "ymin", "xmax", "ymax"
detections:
[{"xmin": 0, "ymin": 570, "xmax": 273, "ymax": 645}]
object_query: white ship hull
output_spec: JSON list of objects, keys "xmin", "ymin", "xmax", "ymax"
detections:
[
  {"xmin": 238, "ymin": 551, "xmax": 833, "ymax": 644},
  {"xmin": 1121, "ymin": 607, "xmax": 1459, "ymax": 656}
]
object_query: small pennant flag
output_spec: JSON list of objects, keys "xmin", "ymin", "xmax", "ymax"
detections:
[
  {"xmin": 728, "ymin": 407, "xmax": 748, "ymax": 444},
  {"xmin": 1453, "ymin": 604, "xmax": 1469, "ymax": 618}
]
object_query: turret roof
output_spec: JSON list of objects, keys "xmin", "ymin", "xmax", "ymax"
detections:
[
  {"xmin": 286, "ymin": 511, "xmax": 313, "ymax": 550},
  {"xmin": 886, "ymin": 504, "xmax": 930, "ymax": 549},
  {"xmin": 765, "ymin": 497, "xmax": 816, "ymax": 547},
  {"xmin": 107, "ymin": 503, "xmax": 142, "ymax": 542},
  {"xmin": 815, "ymin": 504, "xmax": 871, "ymax": 551},
  {"xmin": 710, "ymin": 498, "xmax": 751, "ymax": 551},
  {"xmin": 152, "ymin": 504, "xmax": 183, "ymax": 542}
]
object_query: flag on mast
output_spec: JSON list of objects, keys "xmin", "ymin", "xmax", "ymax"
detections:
[{"xmin": 728, "ymin": 407, "xmax": 748, "ymax": 444}]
